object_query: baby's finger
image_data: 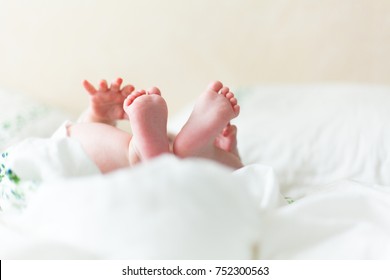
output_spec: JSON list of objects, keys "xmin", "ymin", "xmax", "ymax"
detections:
[
  {"xmin": 110, "ymin": 78, "xmax": 123, "ymax": 92},
  {"xmin": 99, "ymin": 79, "xmax": 108, "ymax": 92},
  {"xmin": 83, "ymin": 80, "xmax": 97, "ymax": 95},
  {"xmin": 121, "ymin": 84, "xmax": 135, "ymax": 97}
]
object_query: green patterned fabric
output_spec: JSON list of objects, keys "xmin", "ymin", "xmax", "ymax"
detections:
[{"xmin": 0, "ymin": 151, "xmax": 38, "ymax": 212}]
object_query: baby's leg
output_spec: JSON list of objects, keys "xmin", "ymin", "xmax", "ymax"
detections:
[
  {"xmin": 68, "ymin": 123, "xmax": 132, "ymax": 173},
  {"xmin": 123, "ymin": 87, "xmax": 170, "ymax": 165},
  {"xmin": 173, "ymin": 81, "xmax": 243, "ymax": 169},
  {"xmin": 69, "ymin": 87, "xmax": 170, "ymax": 172}
]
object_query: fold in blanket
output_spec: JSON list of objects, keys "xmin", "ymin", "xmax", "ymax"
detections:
[
  {"xmin": 2, "ymin": 129, "xmax": 389, "ymax": 259},
  {"xmin": 0, "ymin": 132, "xmax": 100, "ymax": 213}
]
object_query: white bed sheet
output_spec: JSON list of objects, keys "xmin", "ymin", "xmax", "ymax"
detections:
[
  {"xmin": 1, "ymin": 136, "xmax": 390, "ymax": 259},
  {"xmin": 260, "ymin": 181, "xmax": 390, "ymax": 259},
  {"xmin": 0, "ymin": 162, "xmax": 269, "ymax": 259}
]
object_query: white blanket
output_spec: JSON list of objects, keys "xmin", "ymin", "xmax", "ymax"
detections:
[
  {"xmin": 1, "ymin": 136, "xmax": 390, "ymax": 259},
  {"xmin": 260, "ymin": 181, "xmax": 390, "ymax": 259},
  {"xmin": 0, "ymin": 136, "xmax": 282, "ymax": 259}
]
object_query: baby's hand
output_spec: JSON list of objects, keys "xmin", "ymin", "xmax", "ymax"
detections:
[{"xmin": 83, "ymin": 78, "xmax": 135, "ymax": 123}]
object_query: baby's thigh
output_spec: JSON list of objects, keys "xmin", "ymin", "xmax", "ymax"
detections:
[{"xmin": 68, "ymin": 123, "xmax": 132, "ymax": 173}]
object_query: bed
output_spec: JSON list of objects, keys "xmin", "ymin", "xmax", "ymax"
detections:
[{"xmin": 1, "ymin": 84, "xmax": 390, "ymax": 259}]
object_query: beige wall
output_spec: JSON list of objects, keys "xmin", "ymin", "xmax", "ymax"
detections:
[{"xmin": 0, "ymin": 0, "xmax": 389, "ymax": 116}]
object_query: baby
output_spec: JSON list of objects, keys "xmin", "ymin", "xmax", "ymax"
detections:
[{"xmin": 68, "ymin": 78, "xmax": 243, "ymax": 173}]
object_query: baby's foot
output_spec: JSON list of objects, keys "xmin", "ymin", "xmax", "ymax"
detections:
[
  {"xmin": 173, "ymin": 81, "xmax": 240, "ymax": 158},
  {"xmin": 123, "ymin": 87, "xmax": 170, "ymax": 164},
  {"xmin": 83, "ymin": 78, "xmax": 135, "ymax": 124},
  {"xmin": 214, "ymin": 123, "xmax": 240, "ymax": 158}
]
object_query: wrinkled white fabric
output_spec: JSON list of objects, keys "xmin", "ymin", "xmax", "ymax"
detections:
[
  {"xmin": 2, "ymin": 137, "xmax": 389, "ymax": 259},
  {"xmin": 5, "ymin": 137, "xmax": 99, "ymax": 182},
  {"xmin": 1, "ymin": 154, "xmax": 278, "ymax": 259},
  {"xmin": 0, "ymin": 133, "xmax": 100, "ymax": 213},
  {"xmin": 233, "ymin": 85, "xmax": 390, "ymax": 197},
  {"xmin": 260, "ymin": 181, "xmax": 390, "ymax": 259}
]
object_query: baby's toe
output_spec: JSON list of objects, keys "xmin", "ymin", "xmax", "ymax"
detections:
[
  {"xmin": 123, "ymin": 90, "xmax": 145, "ymax": 108},
  {"xmin": 208, "ymin": 81, "xmax": 223, "ymax": 93},
  {"xmin": 222, "ymin": 124, "xmax": 237, "ymax": 137},
  {"xmin": 230, "ymin": 97, "xmax": 238, "ymax": 106},
  {"xmin": 220, "ymin": 86, "xmax": 230, "ymax": 96},
  {"xmin": 147, "ymin": 87, "xmax": 161, "ymax": 96},
  {"xmin": 233, "ymin": 104, "xmax": 240, "ymax": 115}
]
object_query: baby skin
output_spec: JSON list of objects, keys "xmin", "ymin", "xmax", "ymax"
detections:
[
  {"xmin": 174, "ymin": 81, "xmax": 242, "ymax": 169},
  {"xmin": 68, "ymin": 79, "xmax": 243, "ymax": 173}
]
